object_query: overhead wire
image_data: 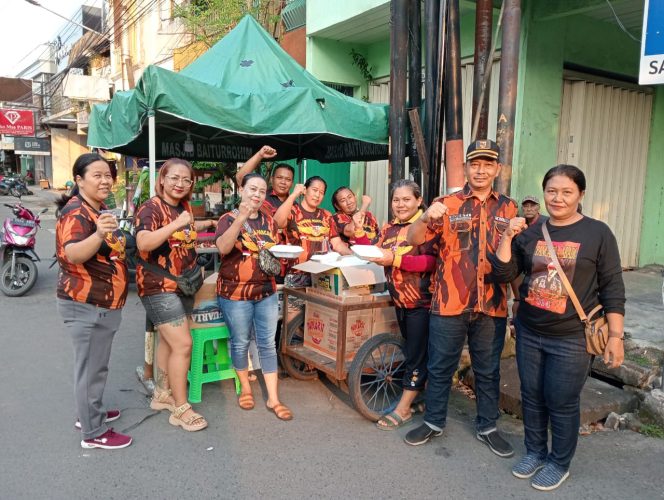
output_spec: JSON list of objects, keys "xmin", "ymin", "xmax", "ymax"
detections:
[{"xmin": 604, "ymin": 0, "xmax": 641, "ymax": 43}]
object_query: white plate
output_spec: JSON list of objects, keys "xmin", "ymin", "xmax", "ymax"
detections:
[
  {"xmin": 351, "ymin": 245, "xmax": 384, "ymax": 260},
  {"xmin": 269, "ymin": 245, "xmax": 304, "ymax": 259},
  {"xmin": 310, "ymin": 252, "xmax": 340, "ymax": 264}
]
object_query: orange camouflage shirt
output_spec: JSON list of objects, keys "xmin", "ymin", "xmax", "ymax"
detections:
[
  {"xmin": 333, "ymin": 211, "xmax": 380, "ymax": 245},
  {"xmin": 287, "ymin": 204, "xmax": 339, "ymax": 264},
  {"xmin": 427, "ymin": 184, "xmax": 517, "ymax": 317},
  {"xmin": 56, "ymin": 196, "xmax": 128, "ymax": 309},
  {"xmin": 215, "ymin": 211, "xmax": 278, "ymax": 301},
  {"xmin": 378, "ymin": 211, "xmax": 438, "ymax": 309},
  {"xmin": 135, "ymin": 196, "xmax": 198, "ymax": 297}
]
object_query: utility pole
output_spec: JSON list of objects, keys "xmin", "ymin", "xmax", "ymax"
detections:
[
  {"xmin": 389, "ymin": 0, "xmax": 408, "ymax": 183},
  {"xmin": 423, "ymin": 0, "xmax": 440, "ymax": 202},
  {"xmin": 408, "ymin": 0, "xmax": 422, "ymax": 184},
  {"xmin": 443, "ymin": 0, "xmax": 464, "ymax": 193},
  {"xmin": 472, "ymin": 0, "xmax": 493, "ymax": 141},
  {"xmin": 494, "ymin": 0, "xmax": 521, "ymax": 195}
]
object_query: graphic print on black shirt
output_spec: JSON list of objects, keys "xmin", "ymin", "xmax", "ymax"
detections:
[{"xmin": 526, "ymin": 240, "xmax": 580, "ymax": 314}]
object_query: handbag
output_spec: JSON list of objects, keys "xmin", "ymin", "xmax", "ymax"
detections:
[
  {"xmin": 541, "ymin": 224, "xmax": 609, "ymax": 355},
  {"xmin": 234, "ymin": 210, "xmax": 281, "ymax": 277},
  {"xmin": 139, "ymin": 259, "xmax": 204, "ymax": 297}
]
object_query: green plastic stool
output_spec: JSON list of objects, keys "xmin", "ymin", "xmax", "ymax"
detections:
[{"xmin": 188, "ymin": 325, "xmax": 240, "ymax": 403}]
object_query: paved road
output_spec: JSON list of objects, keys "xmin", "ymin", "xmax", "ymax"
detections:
[{"xmin": 0, "ymin": 194, "xmax": 662, "ymax": 500}]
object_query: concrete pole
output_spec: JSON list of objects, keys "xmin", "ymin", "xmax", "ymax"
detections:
[
  {"xmin": 423, "ymin": 0, "xmax": 440, "ymax": 201},
  {"xmin": 444, "ymin": 0, "xmax": 465, "ymax": 193},
  {"xmin": 494, "ymin": 0, "xmax": 521, "ymax": 196},
  {"xmin": 472, "ymin": 0, "xmax": 493, "ymax": 141},
  {"xmin": 389, "ymin": 0, "xmax": 409, "ymax": 183}
]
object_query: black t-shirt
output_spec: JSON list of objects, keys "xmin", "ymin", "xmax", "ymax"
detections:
[{"xmin": 491, "ymin": 217, "xmax": 625, "ymax": 337}]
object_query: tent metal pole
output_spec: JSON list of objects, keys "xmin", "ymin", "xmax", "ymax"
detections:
[{"xmin": 148, "ymin": 110, "xmax": 156, "ymax": 197}]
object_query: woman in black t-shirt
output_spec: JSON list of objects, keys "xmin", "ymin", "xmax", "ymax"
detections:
[{"xmin": 493, "ymin": 165, "xmax": 625, "ymax": 492}]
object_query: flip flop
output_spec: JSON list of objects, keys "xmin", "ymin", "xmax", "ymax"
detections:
[
  {"xmin": 238, "ymin": 393, "xmax": 255, "ymax": 410},
  {"xmin": 376, "ymin": 411, "xmax": 412, "ymax": 431},
  {"xmin": 266, "ymin": 403, "xmax": 293, "ymax": 421}
]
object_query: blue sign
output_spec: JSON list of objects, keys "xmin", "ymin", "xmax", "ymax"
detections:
[{"xmin": 640, "ymin": 0, "xmax": 664, "ymax": 84}]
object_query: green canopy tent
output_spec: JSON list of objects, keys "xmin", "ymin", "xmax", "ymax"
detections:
[{"xmin": 87, "ymin": 15, "xmax": 389, "ymax": 195}]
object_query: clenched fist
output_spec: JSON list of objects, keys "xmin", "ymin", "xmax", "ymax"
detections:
[
  {"xmin": 259, "ymin": 146, "xmax": 277, "ymax": 159},
  {"xmin": 422, "ymin": 201, "xmax": 449, "ymax": 223},
  {"xmin": 504, "ymin": 217, "xmax": 527, "ymax": 238},
  {"xmin": 292, "ymin": 183, "xmax": 306, "ymax": 197},
  {"xmin": 175, "ymin": 210, "xmax": 193, "ymax": 229}
]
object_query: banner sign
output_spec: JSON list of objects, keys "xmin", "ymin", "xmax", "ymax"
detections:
[
  {"xmin": 0, "ymin": 109, "xmax": 35, "ymax": 136},
  {"xmin": 640, "ymin": 0, "xmax": 664, "ymax": 85},
  {"xmin": 14, "ymin": 137, "xmax": 50, "ymax": 156}
]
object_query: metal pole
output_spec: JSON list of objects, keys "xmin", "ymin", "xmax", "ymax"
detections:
[
  {"xmin": 472, "ymin": 0, "xmax": 493, "ymax": 141},
  {"xmin": 444, "ymin": 0, "xmax": 464, "ymax": 193},
  {"xmin": 471, "ymin": 1, "xmax": 505, "ymax": 142},
  {"xmin": 429, "ymin": 0, "xmax": 448, "ymax": 202},
  {"xmin": 389, "ymin": 0, "xmax": 409, "ymax": 183},
  {"xmin": 494, "ymin": 0, "xmax": 521, "ymax": 196},
  {"xmin": 423, "ymin": 0, "xmax": 440, "ymax": 201},
  {"xmin": 148, "ymin": 110, "xmax": 156, "ymax": 197},
  {"xmin": 408, "ymin": 0, "xmax": 422, "ymax": 183}
]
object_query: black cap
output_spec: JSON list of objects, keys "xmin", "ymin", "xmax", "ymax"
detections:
[{"xmin": 466, "ymin": 139, "xmax": 500, "ymax": 161}]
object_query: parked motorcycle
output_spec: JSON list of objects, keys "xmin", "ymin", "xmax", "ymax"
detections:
[
  {"xmin": 0, "ymin": 175, "xmax": 33, "ymax": 197},
  {"xmin": 0, "ymin": 194, "xmax": 47, "ymax": 296}
]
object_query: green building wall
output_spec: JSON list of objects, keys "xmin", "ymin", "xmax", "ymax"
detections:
[{"xmin": 305, "ymin": 0, "xmax": 664, "ymax": 264}]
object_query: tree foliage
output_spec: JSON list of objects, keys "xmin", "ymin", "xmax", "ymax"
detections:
[{"xmin": 174, "ymin": 0, "xmax": 285, "ymax": 47}]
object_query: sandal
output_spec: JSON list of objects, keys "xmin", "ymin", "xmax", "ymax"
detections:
[
  {"xmin": 150, "ymin": 387, "xmax": 175, "ymax": 412},
  {"xmin": 238, "ymin": 393, "xmax": 255, "ymax": 410},
  {"xmin": 266, "ymin": 403, "xmax": 293, "ymax": 421},
  {"xmin": 376, "ymin": 411, "xmax": 412, "ymax": 431},
  {"xmin": 168, "ymin": 403, "xmax": 208, "ymax": 432}
]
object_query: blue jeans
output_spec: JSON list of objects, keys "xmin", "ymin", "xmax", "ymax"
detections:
[
  {"xmin": 425, "ymin": 312, "xmax": 506, "ymax": 432},
  {"xmin": 218, "ymin": 293, "xmax": 279, "ymax": 374},
  {"xmin": 515, "ymin": 319, "xmax": 591, "ymax": 470}
]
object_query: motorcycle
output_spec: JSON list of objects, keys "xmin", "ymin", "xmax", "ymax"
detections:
[
  {"xmin": 0, "ymin": 193, "xmax": 47, "ymax": 296},
  {"xmin": 0, "ymin": 175, "xmax": 33, "ymax": 197}
]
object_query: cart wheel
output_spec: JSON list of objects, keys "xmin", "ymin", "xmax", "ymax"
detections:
[
  {"xmin": 279, "ymin": 310, "xmax": 318, "ymax": 381},
  {"xmin": 348, "ymin": 333, "xmax": 405, "ymax": 422}
]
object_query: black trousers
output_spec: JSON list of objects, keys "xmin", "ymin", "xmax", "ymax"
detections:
[{"xmin": 395, "ymin": 306, "xmax": 429, "ymax": 391}]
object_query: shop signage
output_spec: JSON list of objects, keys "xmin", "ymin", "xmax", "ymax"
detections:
[
  {"xmin": 0, "ymin": 109, "xmax": 35, "ymax": 136},
  {"xmin": 14, "ymin": 137, "xmax": 50, "ymax": 156},
  {"xmin": 640, "ymin": 0, "xmax": 664, "ymax": 85}
]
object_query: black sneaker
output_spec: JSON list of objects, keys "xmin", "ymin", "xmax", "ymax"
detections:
[
  {"xmin": 404, "ymin": 423, "xmax": 442, "ymax": 446},
  {"xmin": 476, "ymin": 429, "xmax": 514, "ymax": 457}
]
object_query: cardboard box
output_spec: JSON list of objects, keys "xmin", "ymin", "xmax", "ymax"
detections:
[
  {"xmin": 372, "ymin": 305, "xmax": 400, "ymax": 336},
  {"xmin": 293, "ymin": 257, "xmax": 387, "ymax": 298},
  {"xmin": 304, "ymin": 287, "xmax": 371, "ymax": 304},
  {"xmin": 191, "ymin": 273, "xmax": 225, "ymax": 329},
  {"xmin": 304, "ymin": 302, "xmax": 373, "ymax": 361}
]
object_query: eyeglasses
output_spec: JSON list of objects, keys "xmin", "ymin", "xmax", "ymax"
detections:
[{"xmin": 165, "ymin": 175, "xmax": 193, "ymax": 187}]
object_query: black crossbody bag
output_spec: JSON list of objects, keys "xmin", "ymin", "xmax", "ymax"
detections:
[{"xmin": 139, "ymin": 259, "xmax": 204, "ymax": 296}]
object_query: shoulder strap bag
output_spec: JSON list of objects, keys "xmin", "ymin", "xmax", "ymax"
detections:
[
  {"xmin": 233, "ymin": 210, "xmax": 281, "ymax": 277},
  {"xmin": 541, "ymin": 223, "xmax": 608, "ymax": 355},
  {"xmin": 138, "ymin": 259, "xmax": 203, "ymax": 297}
]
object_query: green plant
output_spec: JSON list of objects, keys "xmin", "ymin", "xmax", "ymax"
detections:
[
  {"xmin": 640, "ymin": 423, "xmax": 664, "ymax": 439},
  {"xmin": 625, "ymin": 352, "xmax": 652, "ymax": 368},
  {"xmin": 350, "ymin": 48, "xmax": 374, "ymax": 82}
]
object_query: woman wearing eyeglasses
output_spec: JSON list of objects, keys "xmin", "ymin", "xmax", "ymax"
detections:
[{"xmin": 135, "ymin": 158, "xmax": 216, "ymax": 432}]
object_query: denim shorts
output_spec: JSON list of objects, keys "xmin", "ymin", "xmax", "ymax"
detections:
[{"xmin": 140, "ymin": 293, "xmax": 194, "ymax": 327}]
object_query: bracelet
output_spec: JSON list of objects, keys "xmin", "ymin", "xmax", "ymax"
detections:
[{"xmin": 608, "ymin": 332, "xmax": 624, "ymax": 340}]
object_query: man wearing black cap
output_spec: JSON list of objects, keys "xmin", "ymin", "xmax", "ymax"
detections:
[{"xmin": 405, "ymin": 139, "xmax": 517, "ymax": 458}]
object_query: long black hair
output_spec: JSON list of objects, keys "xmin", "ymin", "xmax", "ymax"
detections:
[{"xmin": 55, "ymin": 153, "xmax": 109, "ymax": 211}]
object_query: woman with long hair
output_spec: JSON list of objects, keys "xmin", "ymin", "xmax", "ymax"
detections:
[
  {"xmin": 215, "ymin": 173, "xmax": 292, "ymax": 420},
  {"xmin": 56, "ymin": 153, "xmax": 131, "ymax": 449},
  {"xmin": 493, "ymin": 165, "xmax": 625, "ymax": 491},
  {"xmin": 135, "ymin": 158, "xmax": 216, "ymax": 432},
  {"xmin": 363, "ymin": 180, "xmax": 437, "ymax": 430}
]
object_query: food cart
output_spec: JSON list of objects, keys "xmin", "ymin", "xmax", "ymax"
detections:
[{"xmin": 280, "ymin": 286, "xmax": 406, "ymax": 422}]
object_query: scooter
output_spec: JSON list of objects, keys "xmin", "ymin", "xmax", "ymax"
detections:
[
  {"xmin": 0, "ymin": 175, "xmax": 33, "ymax": 197},
  {"xmin": 0, "ymin": 193, "xmax": 47, "ymax": 296}
]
